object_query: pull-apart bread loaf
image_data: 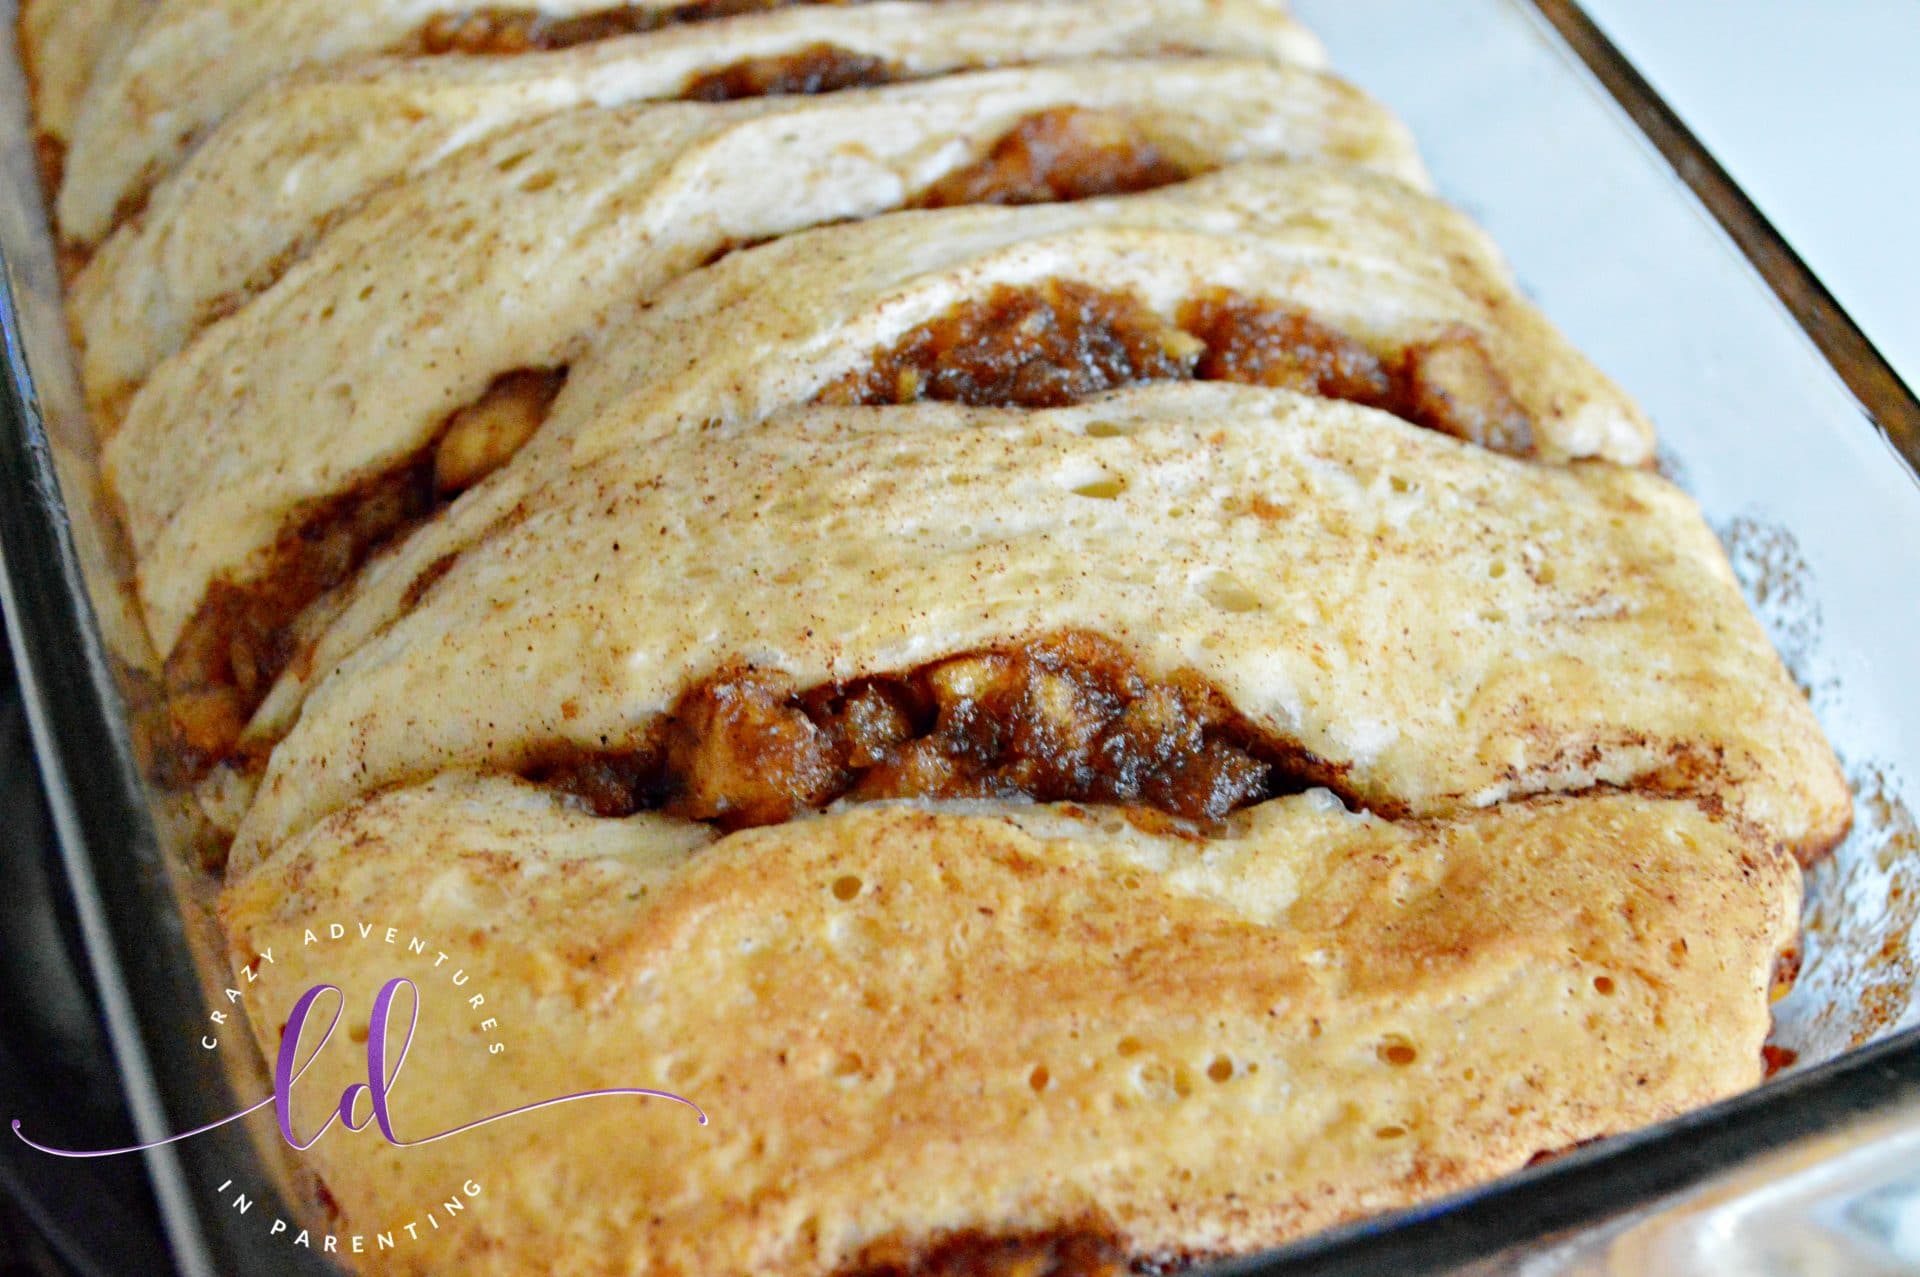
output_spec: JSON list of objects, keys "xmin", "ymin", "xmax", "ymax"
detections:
[{"xmin": 29, "ymin": 1, "xmax": 1848, "ymax": 1272}]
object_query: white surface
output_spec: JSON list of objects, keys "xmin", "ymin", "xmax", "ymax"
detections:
[{"xmin": 1582, "ymin": 0, "xmax": 1920, "ymax": 393}]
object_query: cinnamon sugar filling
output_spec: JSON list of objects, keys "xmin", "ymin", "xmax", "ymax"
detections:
[
  {"xmin": 817, "ymin": 281, "xmax": 1540, "ymax": 458},
  {"xmin": 525, "ymin": 631, "xmax": 1348, "ymax": 832},
  {"xmin": 405, "ymin": 1, "xmax": 846, "ymax": 56},
  {"xmin": 157, "ymin": 369, "xmax": 565, "ymax": 780}
]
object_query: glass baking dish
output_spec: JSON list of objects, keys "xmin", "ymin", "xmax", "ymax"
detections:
[{"xmin": 1, "ymin": 1, "xmax": 1916, "ymax": 1273}]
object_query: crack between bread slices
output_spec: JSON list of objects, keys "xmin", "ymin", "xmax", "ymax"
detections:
[
  {"xmin": 817, "ymin": 280, "xmax": 1537, "ymax": 455},
  {"xmin": 401, "ymin": 0, "xmax": 869, "ymax": 57},
  {"xmin": 153, "ymin": 368, "xmax": 568, "ymax": 784}
]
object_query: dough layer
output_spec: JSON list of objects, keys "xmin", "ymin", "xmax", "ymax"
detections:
[
  {"xmin": 233, "ymin": 387, "xmax": 1845, "ymax": 873},
  {"xmin": 112, "ymin": 155, "xmax": 1629, "ymax": 663},
  {"xmin": 29, "ymin": 3, "xmax": 1850, "ymax": 1268},
  {"xmin": 223, "ymin": 776, "xmax": 1798, "ymax": 1276},
  {"xmin": 70, "ymin": 0, "xmax": 1341, "ymax": 417}
]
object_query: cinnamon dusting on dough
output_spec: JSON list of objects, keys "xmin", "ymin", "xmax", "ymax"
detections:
[
  {"xmin": 157, "ymin": 368, "xmax": 565, "ymax": 779},
  {"xmin": 406, "ymin": 1, "xmax": 835, "ymax": 55}
]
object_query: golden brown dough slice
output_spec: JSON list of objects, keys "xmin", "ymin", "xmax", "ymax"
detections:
[
  {"xmin": 223, "ymin": 776, "xmax": 1799, "ymax": 1276},
  {"xmin": 106, "ymin": 77, "xmax": 1425, "ymax": 664},
  {"xmin": 232, "ymin": 387, "xmax": 1846, "ymax": 875},
  {"xmin": 55, "ymin": 0, "xmax": 1323, "ymax": 247},
  {"xmin": 71, "ymin": 0, "xmax": 1341, "ymax": 413}
]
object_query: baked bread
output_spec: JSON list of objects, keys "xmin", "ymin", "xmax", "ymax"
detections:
[
  {"xmin": 224, "ymin": 777, "xmax": 1797, "ymax": 1276},
  {"xmin": 545, "ymin": 160, "xmax": 1647, "ymax": 463},
  {"xmin": 230, "ymin": 389, "xmax": 1843, "ymax": 872},
  {"xmin": 55, "ymin": 0, "xmax": 1325, "ymax": 247},
  {"xmin": 17, "ymin": 0, "xmax": 145, "ymax": 184},
  {"xmin": 28, "ymin": 2, "xmax": 1848, "ymax": 1273},
  {"xmin": 70, "ymin": 0, "xmax": 1337, "ymax": 415}
]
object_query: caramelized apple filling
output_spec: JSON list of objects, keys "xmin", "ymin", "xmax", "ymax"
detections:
[
  {"xmin": 407, "ymin": 1, "xmax": 835, "ymax": 55},
  {"xmin": 816, "ymin": 281, "xmax": 1539, "ymax": 456},
  {"xmin": 1389, "ymin": 327, "xmax": 1536, "ymax": 456},
  {"xmin": 680, "ymin": 43, "xmax": 902, "ymax": 100},
  {"xmin": 145, "ymin": 142, "xmax": 1233, "ymax": 786},
  {"xmin": 526, "ymin": 631, "xmax": 1343, "ymax": 832},
  {"xmin": 158, "ymin": 369, "xmax": 565, "ymax": 780},
  {"xmin": 913, "ymin": 108, "xmax": 1198, "ymax": 209},
  {"xmin": 430, "ymin": 368, "xmax": 564, "ymax": 493}
]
